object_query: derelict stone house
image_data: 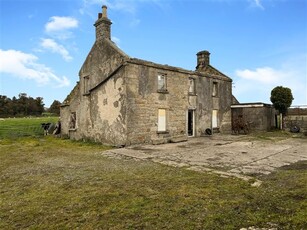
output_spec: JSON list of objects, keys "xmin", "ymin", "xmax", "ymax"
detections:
[{"xmin": 60, "ymin": 6, "xmax": 233, "ymax": 146}]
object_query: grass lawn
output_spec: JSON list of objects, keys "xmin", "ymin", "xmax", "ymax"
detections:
[
  {"xmin": 0, "ymin": 135, "xmax": 306, "ymax": 229},
  {"xmin": 0, "ymin": 117, "xmax": 59, "ymax": 138}
]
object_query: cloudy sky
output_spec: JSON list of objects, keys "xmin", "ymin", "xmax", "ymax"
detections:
[{"xmin": 0, "ymin": 0, "xmax": 306, "ymax": 107}]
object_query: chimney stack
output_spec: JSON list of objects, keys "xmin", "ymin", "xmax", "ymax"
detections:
[
  {"xmin": 94, "ymin": 5, "xmax": 112, "ymax": 41},
  {"xmin": 196, "ymin": 50, "xmax": 210, "ymax": 70}
]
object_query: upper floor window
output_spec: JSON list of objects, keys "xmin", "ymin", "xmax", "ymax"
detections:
[
  {"xmin": 83, "ymin": 76, "xmax": 90, "ymax": 95},
  {"xmin": 212, "ymin": 82, "xmax": 218, "ymax": 97},
  {"xmin": 157, "ymin": 74, "xmax": 167, "ymax": 92},
  {"xmin": 189, "ymin": 78, "xmax": 196, "ymax": 95}
]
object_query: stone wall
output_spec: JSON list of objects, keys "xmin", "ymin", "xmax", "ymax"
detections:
[
  {"xmin": 79, "ymin": 39, "xmax": 127, "ymax": 94},
  {"xmin": 60, "ymin": 38, "xmax": 128, "ymax": 146},
  {"xmin": 231, "ymin": 103, "xmax": 276, "ymax": 131},
  {"xmin": 60, "ymin": 83, "xmax": 81, "ymax": 139},
  {"xmin": 87, "ymin": 69, "xmax": 127, "ymax": 145},
  {"xmin": 285, "ymin": 108, "xmax": 307, "ymax": 132},
  {"xmin": 125, "ymin": 63, "xmax": 189, "ymax": 145},
  {"xmin": 196, "ymin": 76, "xmax": 212, "ymax": 134},
  {"xmin": 284, "ymin": 115, "xmax": 307, "ymax": 132},
  {"xmin": 62, "ymin": 56, "xmax": 233, "ymax": 145},
  {"xmin": 213, "ymin": 77, "xmax": 233, "ymax": 134},
  {"xmin": 231, "ymin": 104, "xmax": 276, "ymax": 132},
  {"xmin": 61, "ymin": 70, "xmax": 127, "ymax": 146},
  {"xmin": 125, "ymin": 60, "xmax": 232, "ymax": 145}
]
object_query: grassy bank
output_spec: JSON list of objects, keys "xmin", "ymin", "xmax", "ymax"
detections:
[{"xmin": 0, "ymin": 136, "xmax": 306, "ymax": 229}]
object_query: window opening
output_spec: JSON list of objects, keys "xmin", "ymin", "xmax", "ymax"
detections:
[
  {"xmin": 70, "ymin": 112, "xmax": 76, "ymax": 129},
  {"xmin": 158, "ymin": 109, "xmax": 166, "ymax": 132},
  {"xmin": 212, "ymin": 82, "xmax": 218, "ymax": 97},
  {"xmin": 189, "ymin": 78, "xmax": 195, "ymax": 95},
  {"xmin": 212, "ymin": 110, "xmax": 218, "ymax": 128},
  {"xmin": 188, "ymin": 110, "xmax": 194, "ymax": 136},
  {"xmin": 84, "ymin": 76, "xmax": 89, "ymax": 95},
  {"xmin": 158, "ymin": 74, "xmax": 167, "ymax": 91}
]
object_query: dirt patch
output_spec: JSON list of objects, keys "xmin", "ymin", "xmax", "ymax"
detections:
[
  {"xmin": 279, "ymin": 160, "xmax": 307, "ymax": 170},
  {"xmin": 214, "ymin": 142, "xmax": 233, "ymax": 146},
  {"xmin": 176, "ymin": 145, "xmax": 191, "ymax": 148},
  {"xmin": 130, "ymin": 146, "xmax": 157, "ymax": 153}
]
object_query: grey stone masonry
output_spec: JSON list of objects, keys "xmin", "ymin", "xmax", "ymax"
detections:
[{"xmin": 94, "ymin": 5, "xmax": 112, "ymax": 41}]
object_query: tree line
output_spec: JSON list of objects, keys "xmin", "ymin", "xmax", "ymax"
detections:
[{"xmin": 0, "ymin": 93, "xmax": 61, "ymax": 117}]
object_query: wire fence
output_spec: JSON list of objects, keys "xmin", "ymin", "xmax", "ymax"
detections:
[
  {"xmin": 0, "ymin": 117, "xmax": 59, "ymax": 139},
  {"xmin": 0, "ymin": 125, "xmax": 46, "ymax": 138}
]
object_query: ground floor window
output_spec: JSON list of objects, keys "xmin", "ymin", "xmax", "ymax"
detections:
[
  {"xmin": 212, "ymin": 110, "xmax": 218, "ymax": 128},
  {"xmin": 69, "ymin": 112, "xmax": 76, "ymax": 129},
  {"xmin": 158, "ymin": 109, "xmax": 166, "ymax": 132}
]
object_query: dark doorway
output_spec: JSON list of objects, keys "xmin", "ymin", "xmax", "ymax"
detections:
[{"xmin": 188, "ymin": 110, "xmax": 194, "ymax": 136}]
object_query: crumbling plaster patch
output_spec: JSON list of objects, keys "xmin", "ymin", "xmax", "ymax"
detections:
[{"xmin": 97, "ymin": 77, "xmax": 124, "ymax": 125}]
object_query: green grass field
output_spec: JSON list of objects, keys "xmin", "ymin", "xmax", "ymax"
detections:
[
  {"xmin": 0, "ymin": 117, "xmax": 58, "ymax": 138},
  {"xmin": 0, "ymin": 118, "xmax": 306, "ymax": 229}
]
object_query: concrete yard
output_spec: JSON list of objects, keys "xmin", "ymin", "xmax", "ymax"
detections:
[{"xmin": 102, "ymin": 134, "xmax": 307, "ymax": 183}]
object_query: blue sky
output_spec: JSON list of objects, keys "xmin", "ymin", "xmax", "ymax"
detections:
[{"xmin": 0, "ymin": 0, "xmax": 306, "ymax": 107}]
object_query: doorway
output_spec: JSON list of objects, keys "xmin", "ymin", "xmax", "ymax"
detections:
[{"xmin": 188, "ymin": 110, "xmax": 194, "ymax": 137}]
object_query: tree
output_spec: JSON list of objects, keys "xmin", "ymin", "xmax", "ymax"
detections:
[
  {"xmin": 0, "ymin": 94, "xmax": 45, "ymax": 117},
  {"xmin": 35, "ymin": 97, "xmax": 45, "ymax": 115},
  {"xmin": 48, "ymin": 100, "xmax": 61, "ymax": 115},
  {"xmin": 0, "ymin": 95, "xmax": 12, "ymax": 117},
  {"xmin": 270, "ymin": 86, "xmax": 294, "ymax": 115},
  {"xmin": 270, "ymin": 86, "xmax": 294, "ymax": 130}
]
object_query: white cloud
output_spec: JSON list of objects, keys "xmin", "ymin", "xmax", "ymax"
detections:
[
  {"xmin": 0, "ymin": 49, "xmax": 70, "ymax": 88},
  {"xmin": 249, "ymin": 0, "xmax": 264, "ymax": 10},
  {"xmin": 45, "ymin": 16, "xmax": 78, "ymax": 33},
  {"xmin": 233, "ymin": 56, "xmax": 307, "ymax": 105},
  {"xmin": 40, "ymin": 38, "xmax": 72, "ymax": 61},
  {"xmin": 45, "ymin": 16, "xmax": 78, "ymax": 40},
  {"xmin": 255, "ymin": 0, "xmax": 264, "ymax": 9},
  {"xmin": 235, "ymin": 67, "xmax": 283, "ymax": 84}
]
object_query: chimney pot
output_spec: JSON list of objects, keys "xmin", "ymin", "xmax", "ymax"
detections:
[
  {"xmin": 196, "ymin": 50, "xmax": 210, "ymax": 70},
  {"xmin": 102, "ymin": 5, "xmax": 107, "ymax": 18}
]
